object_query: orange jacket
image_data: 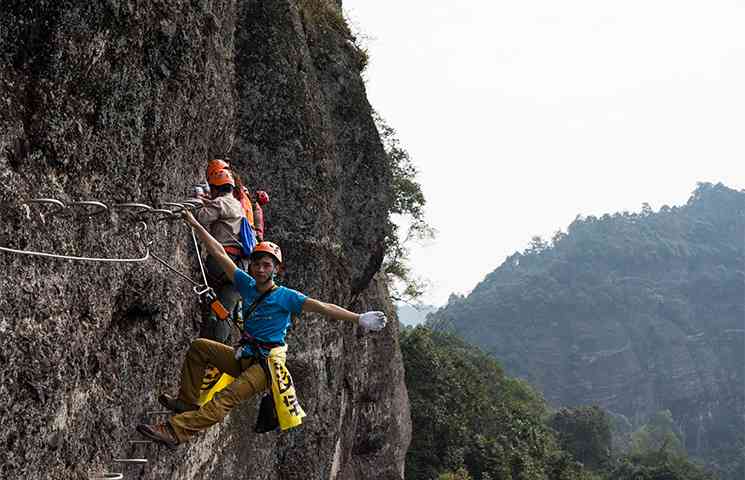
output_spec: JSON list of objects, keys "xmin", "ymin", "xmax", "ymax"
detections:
[{"xmin": 239, "ymin": 194, "xmax": 255, "ymax": 227}]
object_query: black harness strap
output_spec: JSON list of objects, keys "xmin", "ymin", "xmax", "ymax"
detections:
[
  {"xmin": 233, "ymin": 284, "xmax": 278, "ymax": 333},
  {"xmin": 236, "ymin": 284, "xmax": 282, "ymax": 433}
]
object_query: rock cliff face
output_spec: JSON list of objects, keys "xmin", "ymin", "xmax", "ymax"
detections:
[
  {"xmin": 429, "ymin": 184, "xmax": 744, "ymax": 464},
  {"xmin": 0, "ymin": 1, "xmax": 411, "ymax": 479}
]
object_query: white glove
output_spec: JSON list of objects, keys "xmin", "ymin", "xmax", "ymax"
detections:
[{"xmin": 359, "ymin": 311, "xmax": 387, "ymax": 332}]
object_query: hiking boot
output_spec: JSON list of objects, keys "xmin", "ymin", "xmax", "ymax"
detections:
[
  {"xmin": 136, "ymin": 422, "xmax": 179, "ymax": 449},
  {"xmin": 158, "ymin": 393, "xmax": 199, "ymax": 414}
]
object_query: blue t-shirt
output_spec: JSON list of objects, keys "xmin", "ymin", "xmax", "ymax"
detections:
[{"xmin": 233, "ymin": 269, "xmax": 307, "ymax": 357}]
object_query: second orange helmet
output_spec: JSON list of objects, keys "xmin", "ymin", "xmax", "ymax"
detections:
[
  {"xmin": 207, "ymin": 168, "xmax": 235, "ymax": 187},
  {"xmin": 206, "ymin": 159, "xmax": 230, "ymax": 178}
]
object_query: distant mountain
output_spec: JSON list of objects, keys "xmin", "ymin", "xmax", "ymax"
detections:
[
  {"xmin": 396, "ymin": 303, "xmax": 438, "ymax": 326},
  {"xmin": 428, "ymin": 182, "xmax": 744, "ymax": 479}
]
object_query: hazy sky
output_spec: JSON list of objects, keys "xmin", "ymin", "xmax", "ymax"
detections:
[{"xmin": 343, "ymin": 0, "xmax": 745, "ymax": 306}]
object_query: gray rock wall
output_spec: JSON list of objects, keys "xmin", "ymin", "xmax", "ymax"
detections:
[{"xmin": 0, "ymin": 1, "xmax": 410, "ymax": 479}]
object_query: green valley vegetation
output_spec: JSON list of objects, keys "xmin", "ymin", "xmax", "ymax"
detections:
[
  {"xmin": 401, "ymin": 326, "xmax": 721, "ymax": 480},
  {"xmin": 401, "ymin": 326, "xmax": 591, "ymax": 480},
  {"xmin": 608, "ymin": 449, "xmax": 717, "ymax": 480},
  {"xmin": 425, "ymin": 182, "xmax": 744, "ymax": 479}
]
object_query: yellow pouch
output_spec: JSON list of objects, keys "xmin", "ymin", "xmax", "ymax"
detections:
[
  {"xmin": 267, "ymin": 345, "xmax": 306, "ymax": 430},
  {"xmin": 198, "ymin": 366, "xmax": 236, "ymax": 405}
]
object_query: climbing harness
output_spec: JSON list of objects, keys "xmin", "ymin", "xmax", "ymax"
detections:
[
  {"xmin": 149, "ymin": 249, "xmax": 205, "ymax": 289},
  {"xmin": 188, "ymin": 225, "xmax": 231, "ymax": 321},
  {"xmin": 191, "ymin": 227, "xmax": 209, "ymax": 286}
]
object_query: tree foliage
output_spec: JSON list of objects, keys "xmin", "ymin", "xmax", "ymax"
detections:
[
  {"xmin": 375, "ymin": 111, "xmax": 434, "ymax": 304},
  {"xmin": 630, "ymin": 410, "xmax": 686, "ymax": 458},
  {"xmin": 609, "ymin": 449, "xmax": 716, "ymax": 480},
  {"xmin": 549, "ymin": 406, "xmax": 612, "ymax": 471},
  {"xmin": 402, "ymin": 326, "xmax": 725, "ymax": 480},
  {"xmin": 401, "ymin": 326, "xmax": 594, "ymax": 480}
]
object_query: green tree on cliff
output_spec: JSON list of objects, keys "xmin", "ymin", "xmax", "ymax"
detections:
[
  {"xmin": 549, "ymin": 406, "xmax": 612, "ymax": 471},
  {"xmin": 630, "ymin": 410, "xmax": 686, "ymax": 458},
  {"xmin": 375, "ymin": 112, "xmax": 434, "ymax": 303}
]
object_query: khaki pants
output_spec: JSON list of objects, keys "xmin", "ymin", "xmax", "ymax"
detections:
[{"xmin": 169, "ymin": 338, "xmax": 267, "ymax": 442}]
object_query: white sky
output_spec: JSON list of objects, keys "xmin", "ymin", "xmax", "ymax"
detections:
[{"xmin": 343, "ymin": 0, "xmax": 745, "ymax": 306}]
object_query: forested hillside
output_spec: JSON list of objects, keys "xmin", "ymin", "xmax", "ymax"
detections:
[
  {"xmin": 401, "ymin": 326, "xmax": 719, "ymax": 480},
  {"xmin": 427, "ymin": 182, "xmax": 744, "ymax": 478},
  {"xmin": 401, "ymin": 327, "xmax": 590, "ymax": 480}
]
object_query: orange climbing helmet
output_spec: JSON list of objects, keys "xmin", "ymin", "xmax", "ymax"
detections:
[
  {"xmin": 206, "ymin": 159, "xmax": 230, "ymax": 178},
  {"xmin": 256, "ymin": 190, "xmax": 269, "ymax": 206},
  {"xmin": 207, "ymin": 168, "xmax": 235, "ymax": 187},
  {"xmin": 250, "ymin": 241, "xmax": 282, "ymax": 264}
]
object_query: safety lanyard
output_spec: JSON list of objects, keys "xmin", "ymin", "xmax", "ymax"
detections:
[{"xmin": 234, "ymin": 284, "xmax": 278, "ymax": 332}]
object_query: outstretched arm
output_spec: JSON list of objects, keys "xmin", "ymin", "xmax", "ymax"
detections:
[
  {"xmin": 302, "ymin": 298, "xmax": 359, "ymax": 321},
  {"xmin": 182, "ymin": 210, "xmax": 237, "ymax": 283},
  {"xmin": 302, "ymin": 298, "xmax": 387, "ymax": 332}
]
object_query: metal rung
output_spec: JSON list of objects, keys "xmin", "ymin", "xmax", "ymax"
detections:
[
  {"xmin": 162, "ymin": 202, "xmax": 187, "ymax": 213},
  {"xmin": 133, "ymin": 221, "xmax": 149, "ymax": 235},
  {"xmin": 90, "ymin": 474, "xmax": 123, "ymax": 480},
  {"xmin": 114, "ymin": 458, "xmax": 148, "ymax": 464},
  {"xmin": 111, "ymin": 203, "xmax": 152, "ymax": 215},
  {"xmin": 66, "ymin": 201, "xmax": 109, "ymax": 217},
  {"xmin": 139, "ymin": 208, "xmax": 176, "ymax": 220},
  {"xmin": 22, "ymin": 198, "xmax": 66, "ymax": 216},
  {"xmin": 180, "ymin": 199, "xmax": 204, "ymax": 211}
]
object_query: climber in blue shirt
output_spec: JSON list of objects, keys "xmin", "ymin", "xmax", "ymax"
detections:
[
  {"xmin": 136, "ymin": 209, "xmax": 387, "ymax": 447},
  {"xmin": 232, "ymin": 265, "xmax": 306, "ymax": 355}
]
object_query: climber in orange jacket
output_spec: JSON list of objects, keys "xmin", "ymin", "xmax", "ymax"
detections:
[
  {"xmin": 194, "ymin": 159, "xmax": 250, "ymax": 343},
  {"xmin": 136, "ymin": 210, "xmax": 387, "ymax": 447}
]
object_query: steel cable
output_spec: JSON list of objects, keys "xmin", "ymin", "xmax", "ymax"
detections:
[
  {"xmin": 0, "ymin": 196, "xmax": 204, "ymax": 262},
  {"xmin": 0, "ymin": 222, "xmax": 152, "ymax": 263}
]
